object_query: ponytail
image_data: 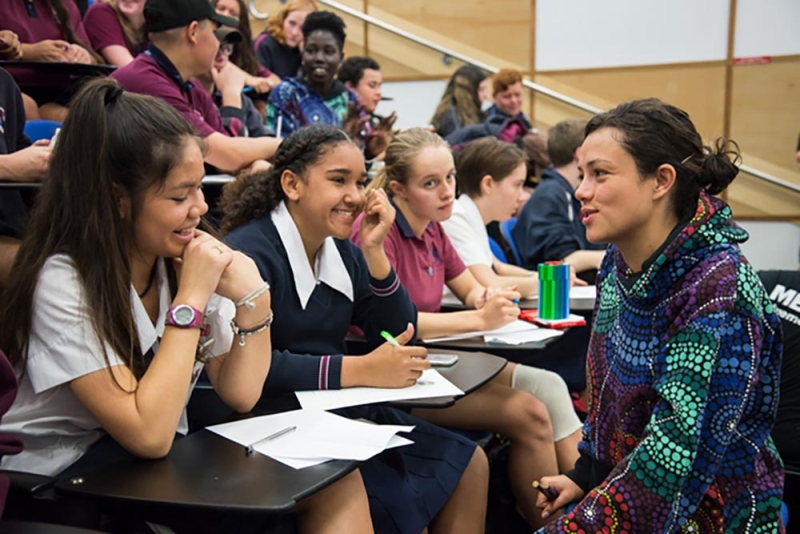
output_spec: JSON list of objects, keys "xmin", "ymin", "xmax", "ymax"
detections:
[{"xmin": 585, "ymin": 98, "xmax": 741, "ymax": 221}]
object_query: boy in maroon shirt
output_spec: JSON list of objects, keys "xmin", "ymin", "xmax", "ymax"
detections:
[{"xmin": 111, "ymin": 0, "xmax": 279, "ymax": 173}]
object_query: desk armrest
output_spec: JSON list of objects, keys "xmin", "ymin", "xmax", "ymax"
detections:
[{"xmin": 1, "ymin": 470, "xmax": 56, "ymax": 495}]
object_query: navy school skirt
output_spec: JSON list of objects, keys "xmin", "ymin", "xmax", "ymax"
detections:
[{"xmin": 335, "ymin": 405, "xmax": 477, "ymax": 534}]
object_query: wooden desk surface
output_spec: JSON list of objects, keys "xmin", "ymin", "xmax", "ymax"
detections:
[{"xmin": 54, "ymin": 430, "xmax": 356, "ymax": 514}]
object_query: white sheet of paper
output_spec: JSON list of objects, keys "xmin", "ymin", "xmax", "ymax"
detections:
[
  {"xmin": 295, "ymin": 369, "xmax": 463, "ymax": 411},
  {"xmin": 207, "ymin": 409, "xmax": 415, "ymax": 469},
  {"xmin": 484, "ymin": 328, "xmax": 563, "ymax": 345},
  {"xmin": 423, "ymin": 319, "xmax": 540, "ymax": 343},
  {"xmin": 568, "ymin": 285, "xmax": 597, "ymax": 300}
]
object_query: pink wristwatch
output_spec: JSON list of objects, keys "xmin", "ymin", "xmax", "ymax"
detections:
[{"xmin": 165, "ymin": 304, "xmax": 205, "ymax": 329}]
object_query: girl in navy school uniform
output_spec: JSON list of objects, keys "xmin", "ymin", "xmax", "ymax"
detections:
[
  {"xmin": 0, "ymin": 78, "xmax": 372, "ymax": 533},
  {"xmin": 352, "ymin": 127, "xmax": 583, "ymax": 529},
  {"xmin": 222, "ymin": 124, "xmax": 489, "ymax": 534}
]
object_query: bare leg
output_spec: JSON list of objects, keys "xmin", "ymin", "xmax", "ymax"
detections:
[
  {"xmin": 429, "ymin": 447, "xmax": 488, "ymax": 534},
  {"xmin": 413, "ymin": 366, "xmax": 560, "ymax": 529},
  {"xmin": 294, "ymin": 469, "xmax": 373, "ymax": 534},
  {"xmin": 39, "ymin": 103, "xmax": 68, "ymax": 122},
  {"xmin": 555, "ymin": 429, "xmax": 581, "ymax": 473},
  {"xmin": 21, "ymin": 93, "xmax": 39, "ymax": 120}
]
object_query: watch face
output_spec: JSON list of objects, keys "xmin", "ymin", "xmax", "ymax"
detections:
[{"xmin": 173, "ymin": 305, "xmax": 196, "ymax": 326}]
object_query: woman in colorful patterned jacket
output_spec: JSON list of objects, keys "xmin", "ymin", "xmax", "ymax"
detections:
[{"xmin": 534, "ymin": 98, "xmax": 785, "ymax": 533}]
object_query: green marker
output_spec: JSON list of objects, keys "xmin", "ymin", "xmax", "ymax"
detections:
[{"xmin": 380, "ymin": 330, "xmax": 400, "ymax": 346}]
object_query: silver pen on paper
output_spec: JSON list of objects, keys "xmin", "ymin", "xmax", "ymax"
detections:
[{"xmin": 245, "ymin": 425, "xmax": 297, "ymax": 455}]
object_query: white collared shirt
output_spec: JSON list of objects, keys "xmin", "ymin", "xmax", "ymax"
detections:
[
  {"xmin": 272, "ymin": 201, "xmax": 354, "ymax": 310},
  {"xmin": 0, "ymin": 254, "xmax": 234, "ymax": 476},
  {"xmin": 441, "ymin": 195, "xmax": 494, "ymax": 267}
]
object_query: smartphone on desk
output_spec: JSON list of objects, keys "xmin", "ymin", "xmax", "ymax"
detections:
[{"xmin": 427, "ymin": 353, "xmax": 459, "ymax": 367}]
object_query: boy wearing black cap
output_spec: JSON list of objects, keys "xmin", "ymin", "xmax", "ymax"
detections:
[{"xmin": 111, "ymin": 0, "xmax": 279, "ymax": 172}]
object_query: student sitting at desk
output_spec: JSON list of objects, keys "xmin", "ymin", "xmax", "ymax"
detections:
[
  {"xmin": 533, "ymin": 99, "xmax": 784, "ymax": 532},
  {"xmin": 351, "ymin": 127, "xmax": 582, "ymax": 530},
  {"xmin": 0, "ymin": 67, "xmax": 52, "ymax": 287},
  {"xmin": 0, "ymin": 79, "xmax": 372, "ymax": 533},
  {"xmin": 266, "ymin": 11, "xmax": 394, "ymax": 160},
  {"xmin": 0, "ymin": 0, "xmax": 100, "ymax": 121},
  {"xmin": 111, "ymin": 0, "xmax": 281, "ymax": 174},
  {"xmin": 222, "ymin": 124, "xmax": 489, "ymax": 534},
  {"xmin": 442, "ymin": 136, "xmax": 586, "ymax": 298},
  {"xmin": 83, "ymin": 0, "xmax": 148, "ymax": 67}
]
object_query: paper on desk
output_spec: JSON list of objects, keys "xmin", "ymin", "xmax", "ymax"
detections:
[
  {"xmin": 483, "ymin": 320, "xmax": 563, "ymax": 345},
  {"xmin": 568, "ymin": 285, "xmax": 597, "ymax": 300},
  {"xmin": 207, "ymin": 409, "xmax": 415, "ymax": 469},
  {"xmin": 270, "ymin": 435, "xmax": 415, "ymax": 469},
  {"xmin": 295, "ymin": 368, "xmax": 463, "ymax": 411},
  {"xmin": 423, "ymin": 319, "xmax": 542, "ymax": 344}
]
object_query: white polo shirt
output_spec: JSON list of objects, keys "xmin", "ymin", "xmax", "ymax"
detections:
[
  {"xmin": 0, "ymin": 254, "xmax": 234, "ymax": 476},
  {"xmin": 441, "ymin": 194, "xmax": 494, "ymax": 268}
]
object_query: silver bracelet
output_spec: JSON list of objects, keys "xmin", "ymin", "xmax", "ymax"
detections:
[
  {"xmin": 230, "ymin": 312, "xmax": 274, "ymax": 346},
  {"xmin": 235, "ymin": 281, "xmax": 270, "ymax": 310}
]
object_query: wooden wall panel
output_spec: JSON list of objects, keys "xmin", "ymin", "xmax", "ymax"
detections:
[
  {"xmin": 535, "ymin": 64, "xmax": 727, "ymax": 141},
  {"xmin": 730, "ymin": 58, "xmax": 800, "ymax": 172},
  {"xmin": 368, "ymin": 0, "xmax": 531, "ymax": 70}
]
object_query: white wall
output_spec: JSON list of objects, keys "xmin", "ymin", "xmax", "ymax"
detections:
[
  {"xmin": 378, "ymin": 80, "xmax": 447, "ymax": 131},
  {"xmin": 535, "ymin": 0, "xmax": 729, "ymax": 71},
  {"xmin": 736, "ymin": 220, "xmax": 800, "ymax": 271},
  {"xmin": 534, "ymin": 0, "xmax": 800, "ymax": 71},
  {"xmin": 734, "ymin": 0, "xmax": 800, "ymax": 57}
]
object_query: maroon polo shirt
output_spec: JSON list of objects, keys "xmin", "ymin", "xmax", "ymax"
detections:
[
  {"xmin": 350, "ymin": 201, "xmax": 466, "ymax": 313},
  {"xmin": 0, "ymin": 0, "xmax": 91, "ymax": 89},
  {"xmin": 110, "ymin": 45, "xmax": 227, "ymax": 138},
  {"xmin": 84, "ymin": 2, "xmax": 146, "ymax": 58}
]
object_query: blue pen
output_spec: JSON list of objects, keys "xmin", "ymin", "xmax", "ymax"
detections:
[{"xmin": 513, "ymin": 299, "xmax": 520, "ymax": 304}]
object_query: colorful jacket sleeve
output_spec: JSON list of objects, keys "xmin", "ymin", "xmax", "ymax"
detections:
[{"xmin": 542, "ymin": 267, "xmax": 782, "ymax": 532}]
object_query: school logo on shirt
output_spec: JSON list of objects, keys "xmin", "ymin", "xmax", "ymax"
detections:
[{"xmin": 0, "ymin": 106, "xmax": 5, "ymax": 136}]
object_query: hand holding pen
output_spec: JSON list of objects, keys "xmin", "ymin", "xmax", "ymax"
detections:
[
  {"xmin": 354, "ymin": 323, "xmax": 429, "ymax": 388},
  {"xmin": 533, "ymin": 475, "xmax": 585, "ymax": 520}
]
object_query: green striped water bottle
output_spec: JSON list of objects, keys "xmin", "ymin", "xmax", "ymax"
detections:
[{"xmin": 538, "ymin": 261, "xmax": 570, "ymax": 319}]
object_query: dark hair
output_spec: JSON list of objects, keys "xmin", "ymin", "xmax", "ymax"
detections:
[
  {"xmin": 548, "ymin": 119, "xmax": 587, "ymax": 168},
  {"xmin": 338, "ymin": 56, "xmax": 380, "ymax": 86},
  {"xmin": 0, "ymin": 78, "xmax": 202, "ymax": 381},
  {"xmin": 221, "ymin": 124, "xmax": 353, "ymax": 233},
  {"xmin": 519, "ymin": 128, "xmax": 550, "ymax": 183},
  {"xmin": 585, "ymin": 98, "xmax": 740, "ymax": 220},
  {"xmin": 302, "ymin": 11, "xmax": 346, "ymax": 51},
  {"xmin": 431, "ymin": 65, "xmax": 487, "ymax": 133},
  {"xmin": 48, "ymin": 0, "xmax": 103, "ymax": 62},
  {"xmin": 212, "ymin": 0, "xmax": 261, "ymax": 76},
  {"xmin": 456, "ymin": 137, "xmax": 526, "ymax": 198}
]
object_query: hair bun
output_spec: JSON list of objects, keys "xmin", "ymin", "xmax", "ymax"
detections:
[{"xmin": 698, "ymin": 138, "xmax": 741, "ymax": 195}]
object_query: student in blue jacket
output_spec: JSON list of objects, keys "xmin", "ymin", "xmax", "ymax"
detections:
[{"xmin": 222, "ymin": 124, "xmax": 488, "ymax": 534}]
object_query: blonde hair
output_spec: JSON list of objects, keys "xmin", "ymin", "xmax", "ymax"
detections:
[
  {"xmin": 370, "ymin": 128, "xmax": 451, "ymax": 195},
  {"xmin": 99, "ymin": 0, "xmax": 144, "ymax": 51},
  {"xmin": 266, "ymin": 0, "xmax": 319, "ymax": 45}
]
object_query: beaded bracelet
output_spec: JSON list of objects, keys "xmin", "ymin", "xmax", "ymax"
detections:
[
  {"xmin": 235, "ymin": 281, "xmax": 270, "ymax": 310},
  {"xmin": 230, "ymin": 312, "xmax": 274, "ymax": 346}
]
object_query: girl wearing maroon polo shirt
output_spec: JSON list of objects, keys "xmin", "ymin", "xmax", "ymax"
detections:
[
  {"xmin": 84, "ymin": 0, "xmax": 147, "ymax": 67},
  {"xmin": 353, "ymin": 127, "xmax": 583, "ymax": 530},
  {"xmin": 0, "ymin": 0, "xmax": 100, "ymax": 120}
]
